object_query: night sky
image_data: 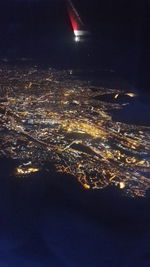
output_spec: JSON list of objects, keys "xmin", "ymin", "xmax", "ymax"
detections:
[{"xmin": 0, "ymin": 0, "xmax": 147, "ymax": 78}]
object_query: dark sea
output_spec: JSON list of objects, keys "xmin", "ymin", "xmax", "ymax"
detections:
[{"xmin": 0, "ymin": 1, "xmax": 150, "ymax": 266}]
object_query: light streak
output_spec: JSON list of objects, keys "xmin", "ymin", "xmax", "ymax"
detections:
[
  {"xmin": 15, "ymin": 167, "xmax": 39, "ymax": 175},
  {"xmin": 125, "ymin": 92, "xmax": 136, "ymax": 97},
  {"xmin": 66, "ymin": 0, "xmax": 89, "ymax": 41},
  {"xmin": 66, "ymin": 0, "xmax": 84, "ymax": 31},
  {"xmin": 114, "ymin": 93, "xmax": 119, "ymax": 99}
]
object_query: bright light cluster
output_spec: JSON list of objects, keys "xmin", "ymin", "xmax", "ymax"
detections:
[
  {"xmin": 15, "ymin": 167, "xmax": 39, "ymax": 175},
  {"xmin": 0, "ymin": 65, "xmax": 150, "ymax": 197}
]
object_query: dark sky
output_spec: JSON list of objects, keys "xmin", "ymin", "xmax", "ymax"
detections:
[
  {"xmin": 0, "ymin": 0, "xmax": 148, "ymax": 73},
  {"xmin": 0, "ymin": 0, "xmax": 144, "ymax": 37}
]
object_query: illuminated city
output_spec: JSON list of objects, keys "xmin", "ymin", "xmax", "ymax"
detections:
[{"xmin": 0, "ymin": 64, "xmax": 150, "ymax": 197}]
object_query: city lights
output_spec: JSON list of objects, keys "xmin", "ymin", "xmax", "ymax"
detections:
[{"xmin": 0, "ymin": 64, "xmax": 149, "ymax": 197}]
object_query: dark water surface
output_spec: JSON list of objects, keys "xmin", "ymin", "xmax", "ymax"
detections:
[{"xmin": 0, "ymin": 157, "xmax": 150, "ymax": 267}]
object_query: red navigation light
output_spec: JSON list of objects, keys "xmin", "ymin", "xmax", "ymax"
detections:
[{"xmin": 68, "ymin": 11, "xmax": 78, "ymax": 31}]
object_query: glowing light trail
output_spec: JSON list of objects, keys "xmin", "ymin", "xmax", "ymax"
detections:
[{"xmin": 66, "ymin": 0, "xmax": 90, "ymax": 40}]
